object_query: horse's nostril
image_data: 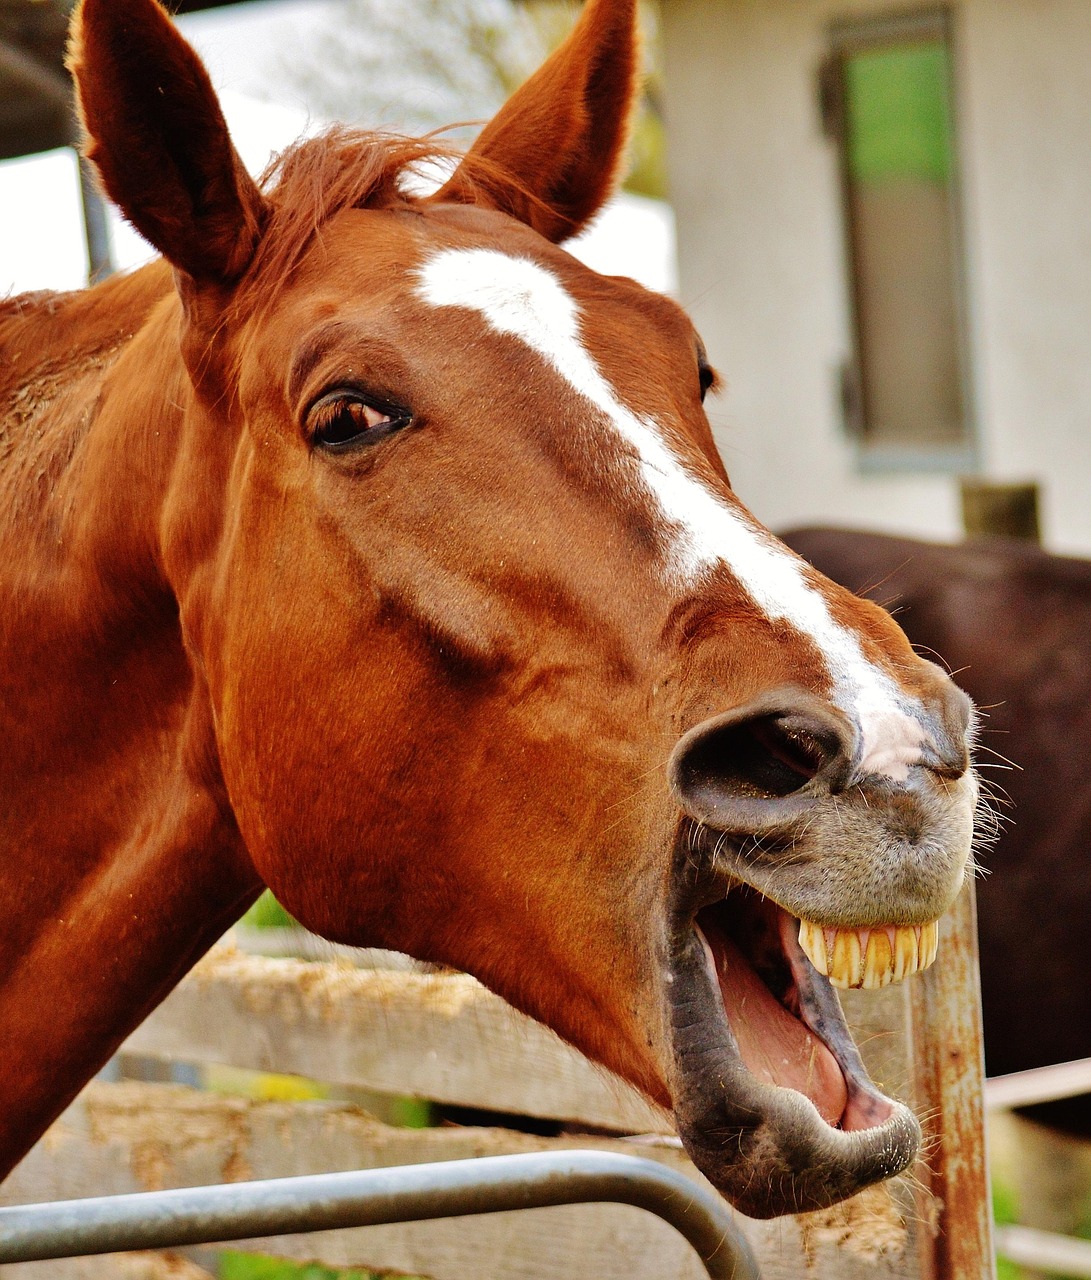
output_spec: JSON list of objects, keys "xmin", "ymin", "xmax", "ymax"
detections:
[
  {"xmin": 684, "ymin": 716, "xmax": 822, "ymax": 801},
  {"xmin": 919, "ymin": 661, "xmax": 974, "ymax": 779},
  {"xmin": 746, "ymin": 718, "xmax": 827, "ymax": 792},
  {"xmin": 669, "ymin": 690, "xmax": 852, "ymax": 833}
]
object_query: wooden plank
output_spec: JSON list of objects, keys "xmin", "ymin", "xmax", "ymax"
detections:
[
  {"xmin": 1, "ymin": 1082, "xmax": 927, "ymax": 1280},
  {"xmin": 121, "ymin": 946, "xmax": 669, "ymax": 1134},
  {"xmin": 231, "ymin": 925, "xmax": 423, "ymax": 968},
  {"xmin": 0, "ymin": 1251, "xmax": 213, "ymax": 1280},
  {"xmin": 0, "ymin": 1082, "xmax": 714, "ymax": 1280}
]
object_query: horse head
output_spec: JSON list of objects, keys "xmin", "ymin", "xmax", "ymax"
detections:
[{"xmin": 66, "ymin": 0, "xmax": 978, "ymax": 1218}]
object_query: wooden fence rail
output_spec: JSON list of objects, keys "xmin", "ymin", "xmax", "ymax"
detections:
[
  {"xmin": 124, "ymin": 947, "xmax": 668, "ymax": 1135},
  {"xmin": 0, "ymin": 884, "xmax": 995, "ymax": 1280}
]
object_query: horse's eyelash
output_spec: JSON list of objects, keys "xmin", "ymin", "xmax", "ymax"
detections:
[{"xmin": 309, "ymin": 388, "xmax": 406, "ymax": 420}]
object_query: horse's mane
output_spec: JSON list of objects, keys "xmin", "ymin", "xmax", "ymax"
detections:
[
  {"xmin": 0, "ymin": 291, "xmax": 67, "ymax": 322},
  {"xmin": 0, "ymin": 129, "xmax": 457, "ymax": 333}
]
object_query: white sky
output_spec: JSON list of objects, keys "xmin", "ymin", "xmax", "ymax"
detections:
[{"xmin": 0, "ymin": 0, "xmax": 676, "ymax": 298}]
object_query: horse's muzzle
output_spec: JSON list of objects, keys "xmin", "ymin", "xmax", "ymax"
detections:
[{"xmin": 660, "ymin": 682, "xmax": 976, "ymax": 1215}]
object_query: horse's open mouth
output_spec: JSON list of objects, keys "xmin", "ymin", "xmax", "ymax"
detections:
[
  {"xmin": 696, "ymin": 892, "xmax": 906, "ymax": 1130},
  {"xmin": 668, "ymin": 880, "xmax": 923, "ymax": 1218}
]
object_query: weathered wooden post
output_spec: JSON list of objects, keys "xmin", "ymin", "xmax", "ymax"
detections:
[
  {"xmin": 909, "ymin": 884, "xmax": 996, "ymax": 1278},
  {"xmin": 828, "ymin": 882, "xmax": 996, "ymax": 1280}
]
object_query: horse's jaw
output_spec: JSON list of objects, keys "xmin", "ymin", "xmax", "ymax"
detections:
[
  {"xmin": 648, "ymin": 675, "xmax": 977, "ymax": 1217},
  {"xmin": 663, "ymin": 872, "xmax": 921, "ymax": 1218}
]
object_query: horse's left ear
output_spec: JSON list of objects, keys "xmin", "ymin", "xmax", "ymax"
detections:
[
  {"xmin": 67, "ymin": 0, "xmax": 266, "ymax": 284},
  {"xmin": 432, "ymin": 0, "xmax": 639, "ymax": 242}
]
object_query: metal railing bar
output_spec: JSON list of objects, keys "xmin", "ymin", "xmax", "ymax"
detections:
[
  {"xmin": 994, "ymin": 1224, "xmax": 1091, "ymax": 1278},
  {"xmin": 985, "ymin": 1056, "xmax": 1091, "ymax": 1111},
  {"xmin": 0, "ymin": 1150, "xmax": 759, "ymax": 1280}
]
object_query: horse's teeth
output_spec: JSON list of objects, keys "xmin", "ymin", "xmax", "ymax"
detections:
[
  {"xmin": 797, "ymin": 919, "xmax": 828, "ymax": 975},
  {"xmin": 893, "ymin": 925, "xmax": 918, "ymax": 982},
  {"xmin": 862, "ymin": 929, "xmax": 894, "ymax": 989},
  {"xmin": 919, "ymin": 920, "xmax": 939, "ymax": 969},
  {"xmin": 798, "ymin": 920, "xmax": 940, "ymax": 989},
  {"xmin": 831, "ymin": 928, "xmax": 864, "ymax": 988}
]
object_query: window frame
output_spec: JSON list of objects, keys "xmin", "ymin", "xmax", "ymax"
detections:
[{"xmin": 822, "ymin": 7, "xmax": 978, "ymax": 473}]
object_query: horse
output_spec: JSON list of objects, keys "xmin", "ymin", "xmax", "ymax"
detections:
[
  {"xmin": 784, "ymin": 526, "xmax": 1091, "ymax": 1135},
  {"xmin": 0, "ymin": 0, "xmax": 979, "ymax": 1219}
]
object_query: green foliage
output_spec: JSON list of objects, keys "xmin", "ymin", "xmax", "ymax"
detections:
[
  {"xmin": 992, "ymin": 1175, "xmax": 1018, "ymax": 1226},
  {"xmin": 220, "ymin": 1254, "xmax": 428, "ymax": 1280},
  {"xmin": 625, "ymin": 102, "xmax": 667, "ymax": 201},
  {"xmin": 386, "ymin": 1095, "xmax": 433, "ymax": 1128},
  {"xmin": 243, "ymin": 890, "xmax": 298, "ymax": 930},
  {"xmin": 992, "ymin": 1176, "xmax": 1023, "ymax": 1280},
  {"xmin": 205, "ymin": 1063, "xmax": 330, "ymax": 1102},
  {"xmin": 992, "ymin": 1172, "xmax": 1091, "ymax": 1277},
  {"xmin": 995, "ymin": 1255, "xmax": 1022, "ymax": 1280}
]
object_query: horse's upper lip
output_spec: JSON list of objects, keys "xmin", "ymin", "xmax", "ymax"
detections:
[{"xmin": 665, "ymin": 857, "xmax": 920, "ymax": 1218}]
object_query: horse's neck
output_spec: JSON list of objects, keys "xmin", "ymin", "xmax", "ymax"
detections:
[
  {"xmin": 0, "ymin": 265, "xmax": 262, "ymax": 1177},
  {"xmin": 0, "ymin": 263, "xmax": 179, "ymax": 576},
  {"xmin": 0, "ymin": 265, "xmax": 197, "ymax": 809}
]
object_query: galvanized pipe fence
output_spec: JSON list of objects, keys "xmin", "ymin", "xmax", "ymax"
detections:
[{"xmin": 0, "ymin": 1149, "xmax": 760, "ymax": 1280}]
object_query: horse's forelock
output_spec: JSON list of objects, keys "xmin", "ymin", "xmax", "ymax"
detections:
[
  {"xmin": 228, "ymin": 128, "xmax": 434, "ymax": 316},
  {"xmin": 228, "ymin": 128, "xmax": 549, "ymax": 320}
]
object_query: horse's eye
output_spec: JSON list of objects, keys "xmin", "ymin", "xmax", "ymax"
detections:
[
  {"xmin": 698, "ymin": 362, "xmax": 717, "ymax": 404},
  {"xmin": 308, "ymin": 393, "xmax": 411, "ymax": 451}
]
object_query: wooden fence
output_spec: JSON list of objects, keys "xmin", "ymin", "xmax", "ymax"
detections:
[{"xmin": 0, "ymin": 885, "xmax": 995, "ymax": 1279}]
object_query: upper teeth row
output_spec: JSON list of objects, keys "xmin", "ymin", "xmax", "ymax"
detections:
[{"xmin": 798, "ymin": 919, "xmax": 939, "ymax": 989}]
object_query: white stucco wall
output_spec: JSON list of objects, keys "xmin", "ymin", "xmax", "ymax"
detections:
[{"xmin": 661, "ymin": 0, "xmax": 1091, "ymax": 553}]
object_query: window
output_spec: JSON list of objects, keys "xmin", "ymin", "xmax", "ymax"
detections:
[{"xmin": 822, "ymin": 10, "xmax": 973, "ymax": 464}]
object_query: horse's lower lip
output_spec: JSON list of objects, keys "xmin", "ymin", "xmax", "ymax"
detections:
[{"xmin": 666, "ymin": 881, "xmax": 921, "ymax": 1217}]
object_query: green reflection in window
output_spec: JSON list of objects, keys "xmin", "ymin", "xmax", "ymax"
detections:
[{"xmin": 846, "ymin": 42, "xmax": 952, "ymax": 183}]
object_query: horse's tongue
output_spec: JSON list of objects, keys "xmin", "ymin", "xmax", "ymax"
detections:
[{"xmin": 708, "ymin": 928, "xmax": 848, "ymax": 1126}]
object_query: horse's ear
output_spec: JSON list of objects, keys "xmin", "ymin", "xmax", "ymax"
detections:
[
  {"xmin": 68, "ymin": 0, "xmax": 266, "ymax": 284},
  {"xmin": 431, "ymin": 0, "xmax": 639, "ymax": 242}
]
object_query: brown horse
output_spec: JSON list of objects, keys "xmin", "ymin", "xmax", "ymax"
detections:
[{"xmin": 0, "ymin": 0, "xmax": 978, "ymax": 1219}]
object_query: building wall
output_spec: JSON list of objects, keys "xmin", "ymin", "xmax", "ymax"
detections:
[{"xmin": 661, "ymin": 0, "xmax": 1091, "ymax": 552}]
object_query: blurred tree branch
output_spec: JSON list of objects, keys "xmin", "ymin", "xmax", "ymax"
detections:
[{"xmin": 277, "ymin": 0, "xmax": 666, "ymax": 198}]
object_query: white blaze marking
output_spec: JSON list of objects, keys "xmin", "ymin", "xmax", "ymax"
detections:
[{"xmin": 416, "ymin": 248, "xmax": 926, "ymax": 779}]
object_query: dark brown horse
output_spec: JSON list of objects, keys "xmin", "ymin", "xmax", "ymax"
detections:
[
  {"xmin": 785, "ymin": 526, "xmax": 1091, "ymax": 1134},
  {"xmin": 0, "ymin": 0, "xmax": 978, "ymax": 1218}
]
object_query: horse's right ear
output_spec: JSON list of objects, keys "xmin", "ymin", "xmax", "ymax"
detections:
[
  {"xmin": 431, "ymin": 0, "xmax": 639, "ymax": 242},
  {"xmin": 68, "ymin": 0, "xmax": 266, "ymax": 284}
]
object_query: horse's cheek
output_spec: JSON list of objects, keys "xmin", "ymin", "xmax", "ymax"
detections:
[{"xmin": 212, "ymin": 594, "xmax": 672, "ymax": 1054}]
